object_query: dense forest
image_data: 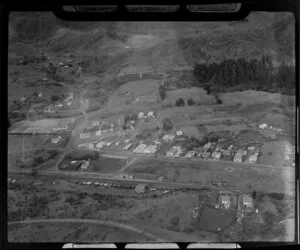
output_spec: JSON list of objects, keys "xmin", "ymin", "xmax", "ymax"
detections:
[{"xmin": 193, "ymin": 56, "xmax": 295, "ymax": 94}]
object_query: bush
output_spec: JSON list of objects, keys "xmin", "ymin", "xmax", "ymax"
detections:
[
  {"xmin": 187, "ymin": 98, "xmax": 195, "ymax": 106},
  {"xmin": 175, "ymin": 98, "xmax": 185, "ymax": 107},
  {"xmin": 162, "ymin": 118, "xmax": 173, "ymax": 131},
  {"xmin": 159, "ymin": 85, "xmax": 166, "ymax": 100}
]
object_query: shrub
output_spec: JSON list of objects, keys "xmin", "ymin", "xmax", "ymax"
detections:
[
  {"xmin": 175, "ymin": 98, "xmax": 185, "ymax": 107},
  {"xmin": 187, "ymin": 98, "xmax": 195, "ymax": 106}
]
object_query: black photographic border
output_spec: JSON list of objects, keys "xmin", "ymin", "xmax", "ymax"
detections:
[{"xmin": 0, "ymin": 1, "xmax": 299, "ymax": 249}]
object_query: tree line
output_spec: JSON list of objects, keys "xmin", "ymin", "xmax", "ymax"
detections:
[{"xmin": 193, "ymin": 56, "xmax": 295, "ymax": 94}]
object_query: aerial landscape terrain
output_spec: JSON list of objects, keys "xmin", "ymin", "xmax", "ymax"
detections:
[{"xmin": 7, "ymin": 11, "xmax": 296, "ymax": 243}]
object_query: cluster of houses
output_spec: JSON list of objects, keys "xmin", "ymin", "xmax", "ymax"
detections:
[
  {"xmin": 45, "ymin": 92, "xmax": 75, "ymax": 113},
  {"xmin": 163, "ymin": 140, "xmax": 260, "ymax": 164},
  {"xmin": 70, "ymin": 159, "xmax": 90, "ymax": 170},
  {"xmin": 19, "ymin": 92, "xmax": 43, "ymax": 103},
  {"xmin": 80, "ymin": 120, "xmax": 116, "ymax": 139}
]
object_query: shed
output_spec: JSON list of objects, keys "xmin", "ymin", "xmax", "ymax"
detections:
[{"xmin": 135, "ymin": 184, "xmax": 147, "ymax": 194}]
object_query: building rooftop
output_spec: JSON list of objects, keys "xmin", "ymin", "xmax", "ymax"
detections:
[
  {"xmin": 220, "ymin": 195, "xmax": 231, "ymax": 205},
  {"xmin": 135, "ymin": 184, "xmax": 147, "ymax": 193},
  {"xmin": 242, "ymin": 195, "xmax": 253, "ymax": 207}
]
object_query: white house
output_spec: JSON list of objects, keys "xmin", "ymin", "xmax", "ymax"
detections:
[
  {"xmin": 147, "ymin": 111, "xmax": 154, "ymax": 117},
  {"xmin": 185, "ymin": 151, "xmax": 196, "ymax": 159},
  {"xmin": 259, "ymin": 123, "xmax": 268, "ymax": 129},
  {"xmin": 163, "ymin": 134, "xmax": 175, "ymax": 142},
  {"xmin": 51, "ymin": 136, "xmax": 62, "ymax": 144},
  {"xmin": 138, "ymin": 112, "xmax": 144, "ymax": 119},
  {"xmin": 234, "ymin": 150, "xmax": 244, "ymax": 163},
  {"xmin": 80, "ymin": 132, "xmax": 91, "ymax": 139},
  {"xmin": 92, "ymin": 120, "xmax": 100, "ymax": 126},
  {"xmin": 81, "ymin": 160, "xmax": 90, "ymax": 169},
  {"xmin": 123, "ymin": 143, "xmax": 132, "ymax": 151},
  {"xmin": 242, "ymin": 194, "xmax": 253, "ymax": 210},
  {"xmin": 220, "ymin": 195, "xmax": 231, "ymax": 209},
  {"xmin": 96, "ymin": 141, "xmax": 106, "ymax": 149},
  {"xmin": 144, "ymin": 144, "xmax": 157, "ymax": 154},
  {"xmin": 203, "ymin": 142, "xmax": 212, "ymax": 150},
  {"xmin": 248, "ymin": 152, "xmax": 259, "ymax": 164},
  {"xmin": 176, "ymin": 130, "xmax": 183, "ymax": 136},
  {"xmin": 133, "ymin": 144, "xmax": 147, "ymax": 153}
]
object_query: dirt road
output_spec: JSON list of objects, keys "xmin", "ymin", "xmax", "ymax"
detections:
[{"xmin": 8, "ymin": 218, "xmax": 165, "ymax": 242}]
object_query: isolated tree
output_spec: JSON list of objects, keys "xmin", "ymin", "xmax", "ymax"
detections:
[
  {"xmin": 159, "ymin": 85, "xmax": 166, "ymax": 100},
  {"xmin": 162, "ymin": 118, "xmax": 173, "ymax": 131}
]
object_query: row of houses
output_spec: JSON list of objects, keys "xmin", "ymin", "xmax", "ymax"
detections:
[
  {"xmin": 258, "ymin": 123, "xmax": 282, "ymax": 132},
  {"xmin": 164, "ymin": 140, "xmax": 260, "ymax": 164}
]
